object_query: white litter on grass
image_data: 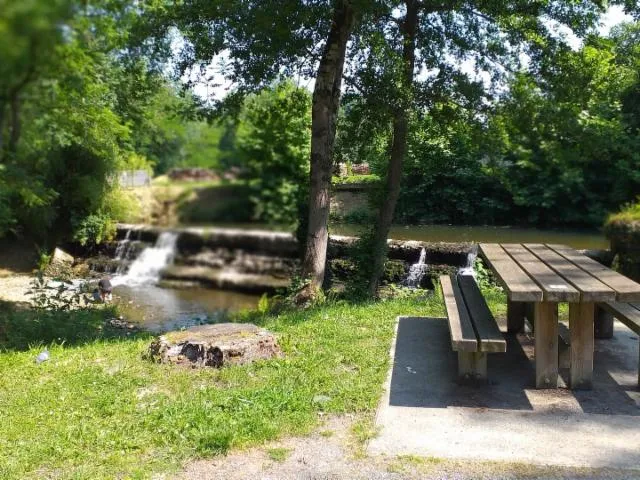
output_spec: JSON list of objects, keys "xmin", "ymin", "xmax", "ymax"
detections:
[{"xmin": 35, "ymin": 349, "xmax": 50, "ymax": 364}]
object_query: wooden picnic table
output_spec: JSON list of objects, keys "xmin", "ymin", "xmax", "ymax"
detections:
[{"xmin": 478, "ymin": 243, "xmax": 640, "ymax": 390}]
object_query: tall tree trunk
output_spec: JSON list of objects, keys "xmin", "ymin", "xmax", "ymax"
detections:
[
  {"xmin": 366, "ymin": 0, "xmax": 418, "ymax": 297},
  {"xmin": 300, "ymin": 0, "xmax": 354, "ymax": 291}
]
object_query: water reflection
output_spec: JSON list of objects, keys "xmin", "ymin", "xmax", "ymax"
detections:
[{"xmin": 112, "ymin": 285, "xmax": 260, "ymax": 333}]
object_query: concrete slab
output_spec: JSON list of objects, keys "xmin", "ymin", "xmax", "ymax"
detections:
[{"xmin": 369, "ymin": 316, "xmax": 640, "ymax": 470}]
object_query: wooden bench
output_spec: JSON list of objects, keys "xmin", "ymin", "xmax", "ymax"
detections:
[
  {"xmin": 597, "ymin": 301, "xmax": 640, "ymax": 386},
  {"xmin": 440, "ymin": 274, "xmax": 507, "ymax": 382}
]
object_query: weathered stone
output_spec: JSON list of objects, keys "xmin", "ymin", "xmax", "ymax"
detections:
[
  {"xmin": 147, "ymin": 323, "xmax": 283, "ymax": 368},
  {"xmin": 52, "ymin": 247, "xmax": 74, "ymax": 265},
  {"xmin": 44, "ymin": 248, "xmax": 75, "ymax": 278}
]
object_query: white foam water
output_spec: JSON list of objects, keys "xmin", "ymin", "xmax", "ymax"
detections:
[
  {"xmin": 112, "ymin": 232, "xmax": 178, "ymax": 286},
  {"xmin": 403, "ymin": 248, "xmax": 429, "ymax": 288},
  {"xmin": 458, "ymin": 247, "xmax": 478, "ymax": 277}
]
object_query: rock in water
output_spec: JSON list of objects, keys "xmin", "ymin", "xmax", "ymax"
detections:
[{"xmin": 147, "ymin": 323, "xmax": 282, "ymax": 368}]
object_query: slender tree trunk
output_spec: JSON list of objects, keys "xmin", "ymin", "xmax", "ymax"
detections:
[
  {"xmin": 366, "ymin": 0, "xmax": 419, "ymax": 297},
  {"xmin": 300, "ymin": 0, "xmax": 354, "ymax": 291},
  {"xmin": 0, "ymin": 101, "xmax": 5, "ymax": 158},
  {"xmin": 8, "ymin": 94, "xmax": 21, "ymax": 155}
]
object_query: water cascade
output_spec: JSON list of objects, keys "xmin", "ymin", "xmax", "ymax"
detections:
[
  {"xmin": 113, "ymin": 229, "xmax": 133, "ymax": 274},
  {"xmin": 112, "ymin": 231, "xmax": 179, "ymax": 286},
  {"xmin": 403, "ymin": 248, "xmax": 429, "ymax": 288},
  {"xmin": 458, "ymin": 246, "xmax": 478, "ymax": 277}
]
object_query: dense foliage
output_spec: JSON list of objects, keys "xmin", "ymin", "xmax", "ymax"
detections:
[
  {"xmin": 337, "ymin": 20, "xmax": 640, "ymax": 229},
  {"xmin": 236, "ymin": 81, "xmax": 312, "ymax": 225}
]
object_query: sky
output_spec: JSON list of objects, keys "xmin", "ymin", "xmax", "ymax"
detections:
[{"xmin": 187, "ymin": 5, "xmax": 633, "ymax": 102}]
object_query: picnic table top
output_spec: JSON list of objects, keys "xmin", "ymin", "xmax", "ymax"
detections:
[{"xmin": 478, "ymin": 243, "xmax": 640, "ymax": 303}]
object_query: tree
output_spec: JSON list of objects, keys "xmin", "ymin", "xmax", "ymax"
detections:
[
  {"xmin": 236, "ymin": 80, "xmax": 312, "ymax": 225},
  {"xmin": 300, "ymin": 0, "xmax": 355, "ymax": 291},
  {"xmin": 142, "ymin": 0, "xmax": 383, "ymax": 294},
  {"xmin": 350, "ymin": 1, "xmax": 639, "ymax": 296},
  {"xmin": 0, "ymin": 0, "xmax": 165, "ymax": 245},
  {"xmin": 484, "ymin": 24, "xmax": 640, "ymax": 227}
]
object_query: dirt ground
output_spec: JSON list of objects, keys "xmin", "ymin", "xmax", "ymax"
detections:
[{"xmin": 175, "ymin": 415, "xmax": 639, "ymax": 480}]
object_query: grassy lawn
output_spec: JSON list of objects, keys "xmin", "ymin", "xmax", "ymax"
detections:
[{"xmin": 0, "ymin": 294, "xmax": 445, "ymax": 479}]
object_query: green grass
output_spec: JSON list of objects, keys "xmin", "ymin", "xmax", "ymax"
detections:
[{"xmin": 0, "ymin": 295, "xmax": 444, "ymax": 479}]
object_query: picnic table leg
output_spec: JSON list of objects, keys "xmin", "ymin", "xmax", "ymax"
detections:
[
  {"xmin": 507, "ymin": 301, "xmax": 525, "ymax": 333},
  {"xmin": 534, "ymin": 302, "xmax": 559, "ymax": 388},
  {"xmin": 569, "ymin": 302, "xmax": 595, "ymax": 390},
  {"xmin": 594, "ymin": 305, "xmax": 614, "ymax": 339}
]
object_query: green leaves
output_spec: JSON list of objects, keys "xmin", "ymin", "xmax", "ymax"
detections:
[{"xmin": 236, "ymin": 80, "xmax": 312, "ymax": 226}]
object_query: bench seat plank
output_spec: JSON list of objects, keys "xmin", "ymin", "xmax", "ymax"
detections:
[
  {"xmin": 548, "ymin": 244, "xmax": 640, "ymax": 302},
  {"xmin": 524, "ymin": 244, "xmax": 616, "ymax": 302},
  {"xmin": 458, "ymin": 275, "xmax": 507, "ymax": 353},
  {"xmin": 440, "ymin": 275, "xmax": 478, "ymax": 352},
  {"xmin": 502, "ymin": 244, "xmax": 580, "ymax": 302},
  {"xmin": 599, "ymin": 302, "xmax": 640, "ymax": 335},
  {"xmin": 478, "ymin": 244, "xmax": 543, "ymax": 302}
]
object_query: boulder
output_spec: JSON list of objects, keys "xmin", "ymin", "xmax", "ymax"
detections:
[
  {"xmin": 52, "ymin": 247, "xmax": 74, "ymax": 265},
  {"xmin": 147, "ymin": 323, "xmax": 283, "ymax": 368},
  {"xmin": 45, "ymin": 248, "xmax": 75, "ymax": 278}
]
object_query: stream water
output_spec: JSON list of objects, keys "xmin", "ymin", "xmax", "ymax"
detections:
[
  {"xmin": 108, "ymin": 230, "xmax": 259, "ymax": 332},
  {"xmin": 189, "ymin": 223, "xmax": 608, "ymax": 249}
]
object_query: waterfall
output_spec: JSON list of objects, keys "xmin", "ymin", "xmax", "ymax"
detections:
[
  {"xmin": 403, "ymin": 248, "xmax": 429, "ymax": 288},
  {"xmin": 458, "ymin": 246, "xmax": 478, "ymax": 277},
  {"xmin": 114, "ymin": 229, "xmax": 133, "ymax": 274},
  {"xmin": 112, "ymin": 232, "xmax": 179, "ymax": 286}
]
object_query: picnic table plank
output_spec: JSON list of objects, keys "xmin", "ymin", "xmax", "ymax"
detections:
[
  {"xmin": 547, "ymin": 244, "xmax": 640, "ymax": 302},
  {"xmin": 440, "ymin": 275, "xmax": 478, "ymax": 351},
  {"xmin": 501, "ymin": 244, "xmax": 580, "ymax": 302},
  {"xmin": 478, "ymin": 244, "xmax": 543, "ymax": 302},
  {"xmin": 458, "ymin": 275, "xmax": 507, "ymax": 353},
  {"xmin": 524, "ymin": 244, "xmax": 616, "ymax": 302},
  {"xmin": 599, "ymin": 302, "xmax": 640, "ymax": 335}
]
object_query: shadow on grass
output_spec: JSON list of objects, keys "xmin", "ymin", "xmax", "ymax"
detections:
[{"xmin": 0, "ymin": 300, "xmax": 152, "ymax": 352}]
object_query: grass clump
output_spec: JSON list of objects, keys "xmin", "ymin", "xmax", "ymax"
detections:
[
  {"xmin": 267, "ymin": 447, "xmax": 291, "ymax": 462},
  {"xmin": 0, "ymin": 295, "xmax": 444, "ymax": 479}
]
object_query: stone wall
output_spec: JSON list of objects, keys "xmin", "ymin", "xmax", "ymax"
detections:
[{"xmin": 330, "ymin": 184, "xmax": 373, "ymax": 221}]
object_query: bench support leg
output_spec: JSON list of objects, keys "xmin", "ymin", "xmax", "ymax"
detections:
[
  {"xmin": 535, "ymin": 302, "xmax": 558, "ymax": 389},
  {"xmin": 569, "ymin": 302, "xmax": 594, "ymax": 390},
  {"xmin": 457, "ymin": 351, "xmax": 487, "ymax": 382},
  {"xmin": 594, "ymin": 305, "xmax": 614, "ymax": 339},
  {"xmin": 507, "ymin": 301, "xmax": 525, "ymax": 334}
]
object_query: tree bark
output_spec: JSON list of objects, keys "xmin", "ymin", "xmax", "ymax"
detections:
[
  {"xmin": 300, "ymin": 0, "xmax": 354, "ymax": 290},
  {"xmin": 366, "ymin": 0, "xmax": 419, "ymax": 297}
]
